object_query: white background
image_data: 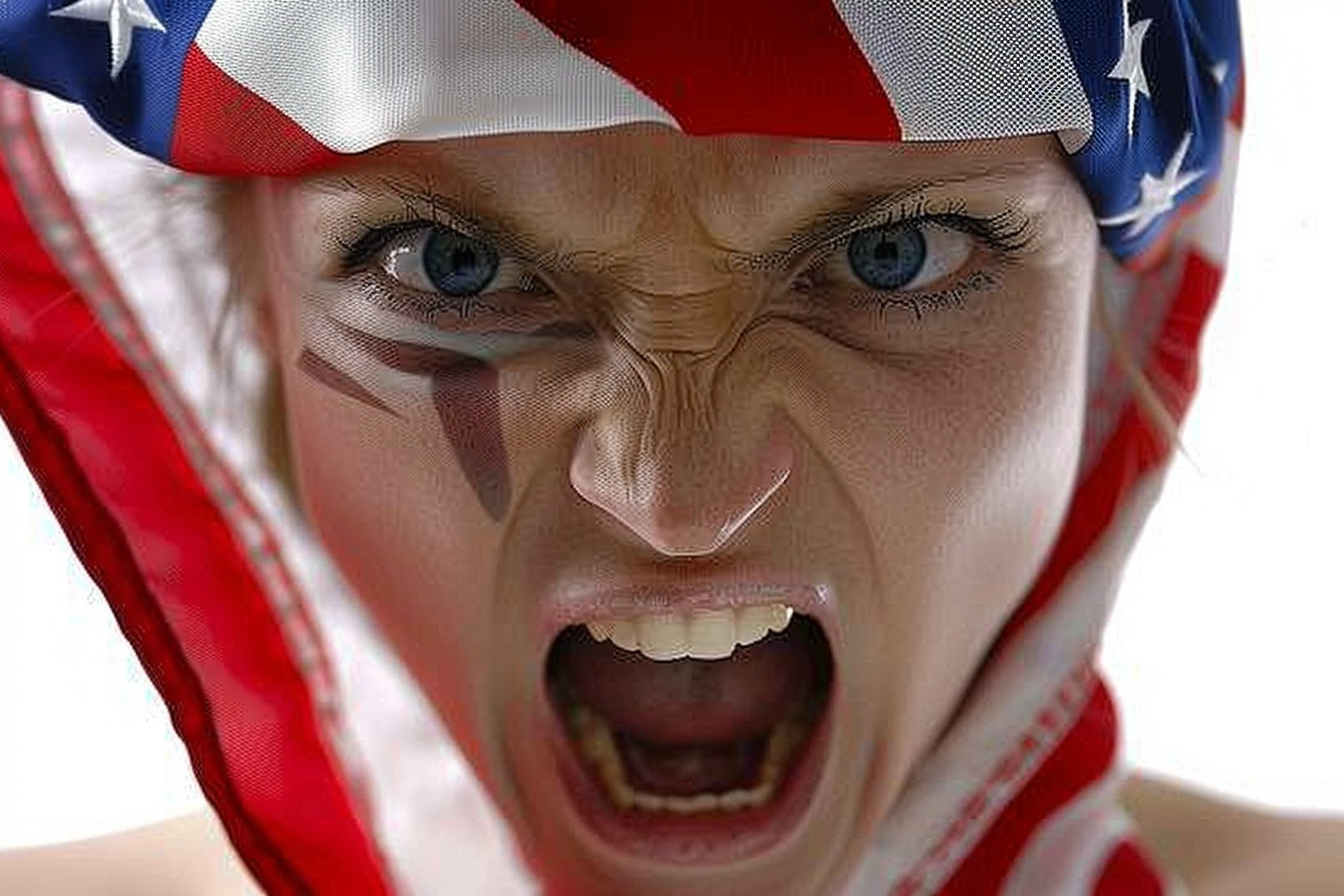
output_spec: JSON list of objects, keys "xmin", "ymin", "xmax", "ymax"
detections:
[{"xmin": 2, "ymin": 4, "xmax": 1341, "ymax": 849}]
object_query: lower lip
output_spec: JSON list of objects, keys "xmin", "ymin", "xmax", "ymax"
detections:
[{"xmin": 540, "ymin": 673, "xmax": 836, "ymax": 865}]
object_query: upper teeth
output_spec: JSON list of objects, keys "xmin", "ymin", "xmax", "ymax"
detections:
[{"xmin": 584, "ymin": 603, "xmax": 795, "ymax": 662}]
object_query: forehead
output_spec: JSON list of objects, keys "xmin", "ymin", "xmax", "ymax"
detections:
[{"xmin": 297, "ymin": 127, "xmax": 1076, "ymax": 249}]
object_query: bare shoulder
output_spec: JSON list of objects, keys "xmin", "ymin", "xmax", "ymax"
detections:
[
  {"xmin": 1122, "ymin": 771, "xmax": 1344, "ymax": 896},
  {"xmin": 0, "ymin": 809, "xmax": 263, "ymax": 896}
]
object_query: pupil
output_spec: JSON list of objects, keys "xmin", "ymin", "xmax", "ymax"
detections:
[
  {"xmin": 847, "ymin": 224, "xmax": 926, "ymax": 290},
  {"xmin": 424, "ymin": 227, "xmax": 499, "ymax": 296}
]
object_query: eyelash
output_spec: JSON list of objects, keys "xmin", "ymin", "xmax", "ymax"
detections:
[
  {"xmin": 335, "ymin": 215, "xmax": 549, "ymax": 322},
  {"xmin": 796, "ymin": 198, "xmax": 1032, "ymax": 320},
  {"xmin": 334, "ymin": 200, "xmax": 1034, "ymax": 326}
]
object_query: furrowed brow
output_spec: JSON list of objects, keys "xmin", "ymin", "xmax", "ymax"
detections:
[{"xmin": 309, "ymin": 158, "xmax": 1050, "ymax": 275}]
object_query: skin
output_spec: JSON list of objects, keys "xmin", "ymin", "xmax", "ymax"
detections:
[
  {"xmin": 8, "ymin": 776, "xmax": 1344, "ymax": 895},
  {"xmin": 244, "ymin": 125, "xmax": 1098, "ymax": 895}
]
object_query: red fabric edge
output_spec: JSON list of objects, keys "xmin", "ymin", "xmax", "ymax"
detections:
[
  {"xmin": 0, "ymin": 83, "xmax": 391, "ymax": 896},
  {"xmin": 934, "ymin": 676, "xmax": 1117, "ymax": 895}
]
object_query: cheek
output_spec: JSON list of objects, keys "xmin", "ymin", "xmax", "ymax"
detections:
[
  {"xmin": 929, "ymin": 325, "xmax": 1087, "ymax": 620},
  {"xmin": 277, "ymin": 353, "xmax": 506, "ymax": 737},
  {"xmin": 805, "ymin": 281, "xmax": 1088, "ymax": 740}
]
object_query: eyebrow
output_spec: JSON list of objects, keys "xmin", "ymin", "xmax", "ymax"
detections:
[
  {"xmin": 740, "ymin": 184, "xmax": 934, "ymax": 271},
  {"xmin": 745, "ymin": 157, "xmax": 1060, "ymax": 268},
  {"xmin": 309, "ymin": 173, "xmax": 564, "ymax": 266},
  {"xmin": 308, "ymin": 158, "xmax": 1046, "ymax": 273}
]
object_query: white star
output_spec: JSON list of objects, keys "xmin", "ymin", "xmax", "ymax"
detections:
[
  {"xmin": 1098, "ymin": 132, "xmax": 1204, "ymax": 239},
  {"xmin": 50, "ymin": 0, "xmax": 165, "ymax": 80},
  {"xmin": 1210, "ymin": 60, "xmax": 1230, "ymax": 86},
  {"xmin": 1107, "ymin": 1, "xmax": 1153, "ymax": 139}
]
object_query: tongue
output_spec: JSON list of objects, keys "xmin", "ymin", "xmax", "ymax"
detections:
[
  {"xmin": 553, "ymin": 620, "xmax": 821, "ymax": 746},
  {"xmin": 618, "ymin": 733, "xmax": 767, "ymax": 796}
]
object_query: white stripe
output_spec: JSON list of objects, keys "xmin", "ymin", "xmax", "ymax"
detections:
[
  {"xmin": 1187, "ymin": 121, "xmax": 1241, "ymax": 266},
  {"xmin": 194, "ymin": 0, "xmax": 678, "ymax": 152},
  {"xmin": 829, "ymin": 0, "xmax": 1093, "ymax": 144}
]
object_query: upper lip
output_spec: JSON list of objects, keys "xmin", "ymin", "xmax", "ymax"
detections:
[{"xmin": 537, "ymin": 566, "xmax": 837, "ymax": 655}]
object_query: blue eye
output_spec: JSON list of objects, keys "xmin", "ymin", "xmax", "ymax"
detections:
[
  {"xmin": 847, "ymin": 224, "xmax": 927, "ymax": 291},
  {"xmin": 421, "ymin": 227, "xmax": 499, "ymax": 296},
  {"xmin": 371, "ymin": 224, "xmax": 504, "ymax": 299}
]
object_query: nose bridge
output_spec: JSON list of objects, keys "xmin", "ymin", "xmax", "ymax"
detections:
[
  {"xmin": 612, "ymin": 287, "xmax": 739, "ymax": 356},
  {"xmin": 599, "ymin": 242, "xmax": 748, "ymax": 357},
  {"xmin": 569, "ymin": 350, "xmax": 794, "ymax": 557}
]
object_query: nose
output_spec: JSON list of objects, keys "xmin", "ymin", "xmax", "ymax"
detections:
[{"xmin": 568, "ymin": 366, "xmax": 795, "ymax": 557}]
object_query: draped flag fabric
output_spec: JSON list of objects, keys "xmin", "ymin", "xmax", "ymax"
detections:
[
  {"xmin": 1, "ymin": 0, "xmax": 1239, "ymax": 261},
  {"xmin": 0, "ymin": 2, "xmax": 1242, "ymax": 894}
]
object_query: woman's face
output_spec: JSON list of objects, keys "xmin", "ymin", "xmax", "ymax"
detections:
[{"xmin": 253, "ymin": 126, "xmax": 1097, "ymax": 895}]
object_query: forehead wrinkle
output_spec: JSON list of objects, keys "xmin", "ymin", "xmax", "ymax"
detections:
[
  {"xmin": 628, "ymin": 167, "xmax": 749, "ymax": 250},
  {"xmin": 564, "ymin": 177, "xmax": 750, "ymax": 298},
  {"xmin": 583, "ymin": 238, "xmax": 743, "ymax": 298}
]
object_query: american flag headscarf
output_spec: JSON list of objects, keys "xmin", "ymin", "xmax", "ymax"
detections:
[{"xmin": 0, "ymin": 3, "xmax": 1242, "ymax": 895}]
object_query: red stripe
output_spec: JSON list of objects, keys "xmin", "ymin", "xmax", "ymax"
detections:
[
  {"xmin": 1229, "ymin": 68, "xmax": 1246, "ymax": 130},
  {"xmin": 517, "ymin": 0, "xmax": 900, "ymax": 140},
  {"xmin": 0, "ymin": 86, "xmax": 389, "ymax": 896},
  {"xmin": 931, "ymin": 680, "xmax": 1118, "ymax": 895},
  {"xmin": 171, "ymin": 45, "xmax": 336, "ymax": 175},
  {"xmin": 1091, "ymin": 839, "xmax": 1167, "ymax": 896}
]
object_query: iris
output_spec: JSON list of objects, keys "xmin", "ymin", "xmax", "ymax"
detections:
[
  {"xmin": 847, "ymin": 224, "xmax": 927, "ymax": 291},
  {"xmin": 423, "ymin": 228, "xmax": 500, "ymax": 296}
]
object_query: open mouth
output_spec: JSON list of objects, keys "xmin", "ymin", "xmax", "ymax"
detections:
[{"xmin": 544, "ymin": 603, "xmax": 835, "ymax": 861}]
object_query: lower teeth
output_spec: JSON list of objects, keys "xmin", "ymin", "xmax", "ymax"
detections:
[{"xmin": 565, "ymin": 701, "xmax": 812, "ymax": 814}]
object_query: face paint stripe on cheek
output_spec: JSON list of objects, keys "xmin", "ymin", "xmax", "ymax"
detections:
[
  {"xmin": 321, "ymin": 317, "xmax": 513, "ymax": 523},
  {"xmin": 297, "ymin": 346, "xmax": 398, "ymax": 416},
  {"xmin": 433, "ymin": 362, "xmax": 510, "ymax": 522}
]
